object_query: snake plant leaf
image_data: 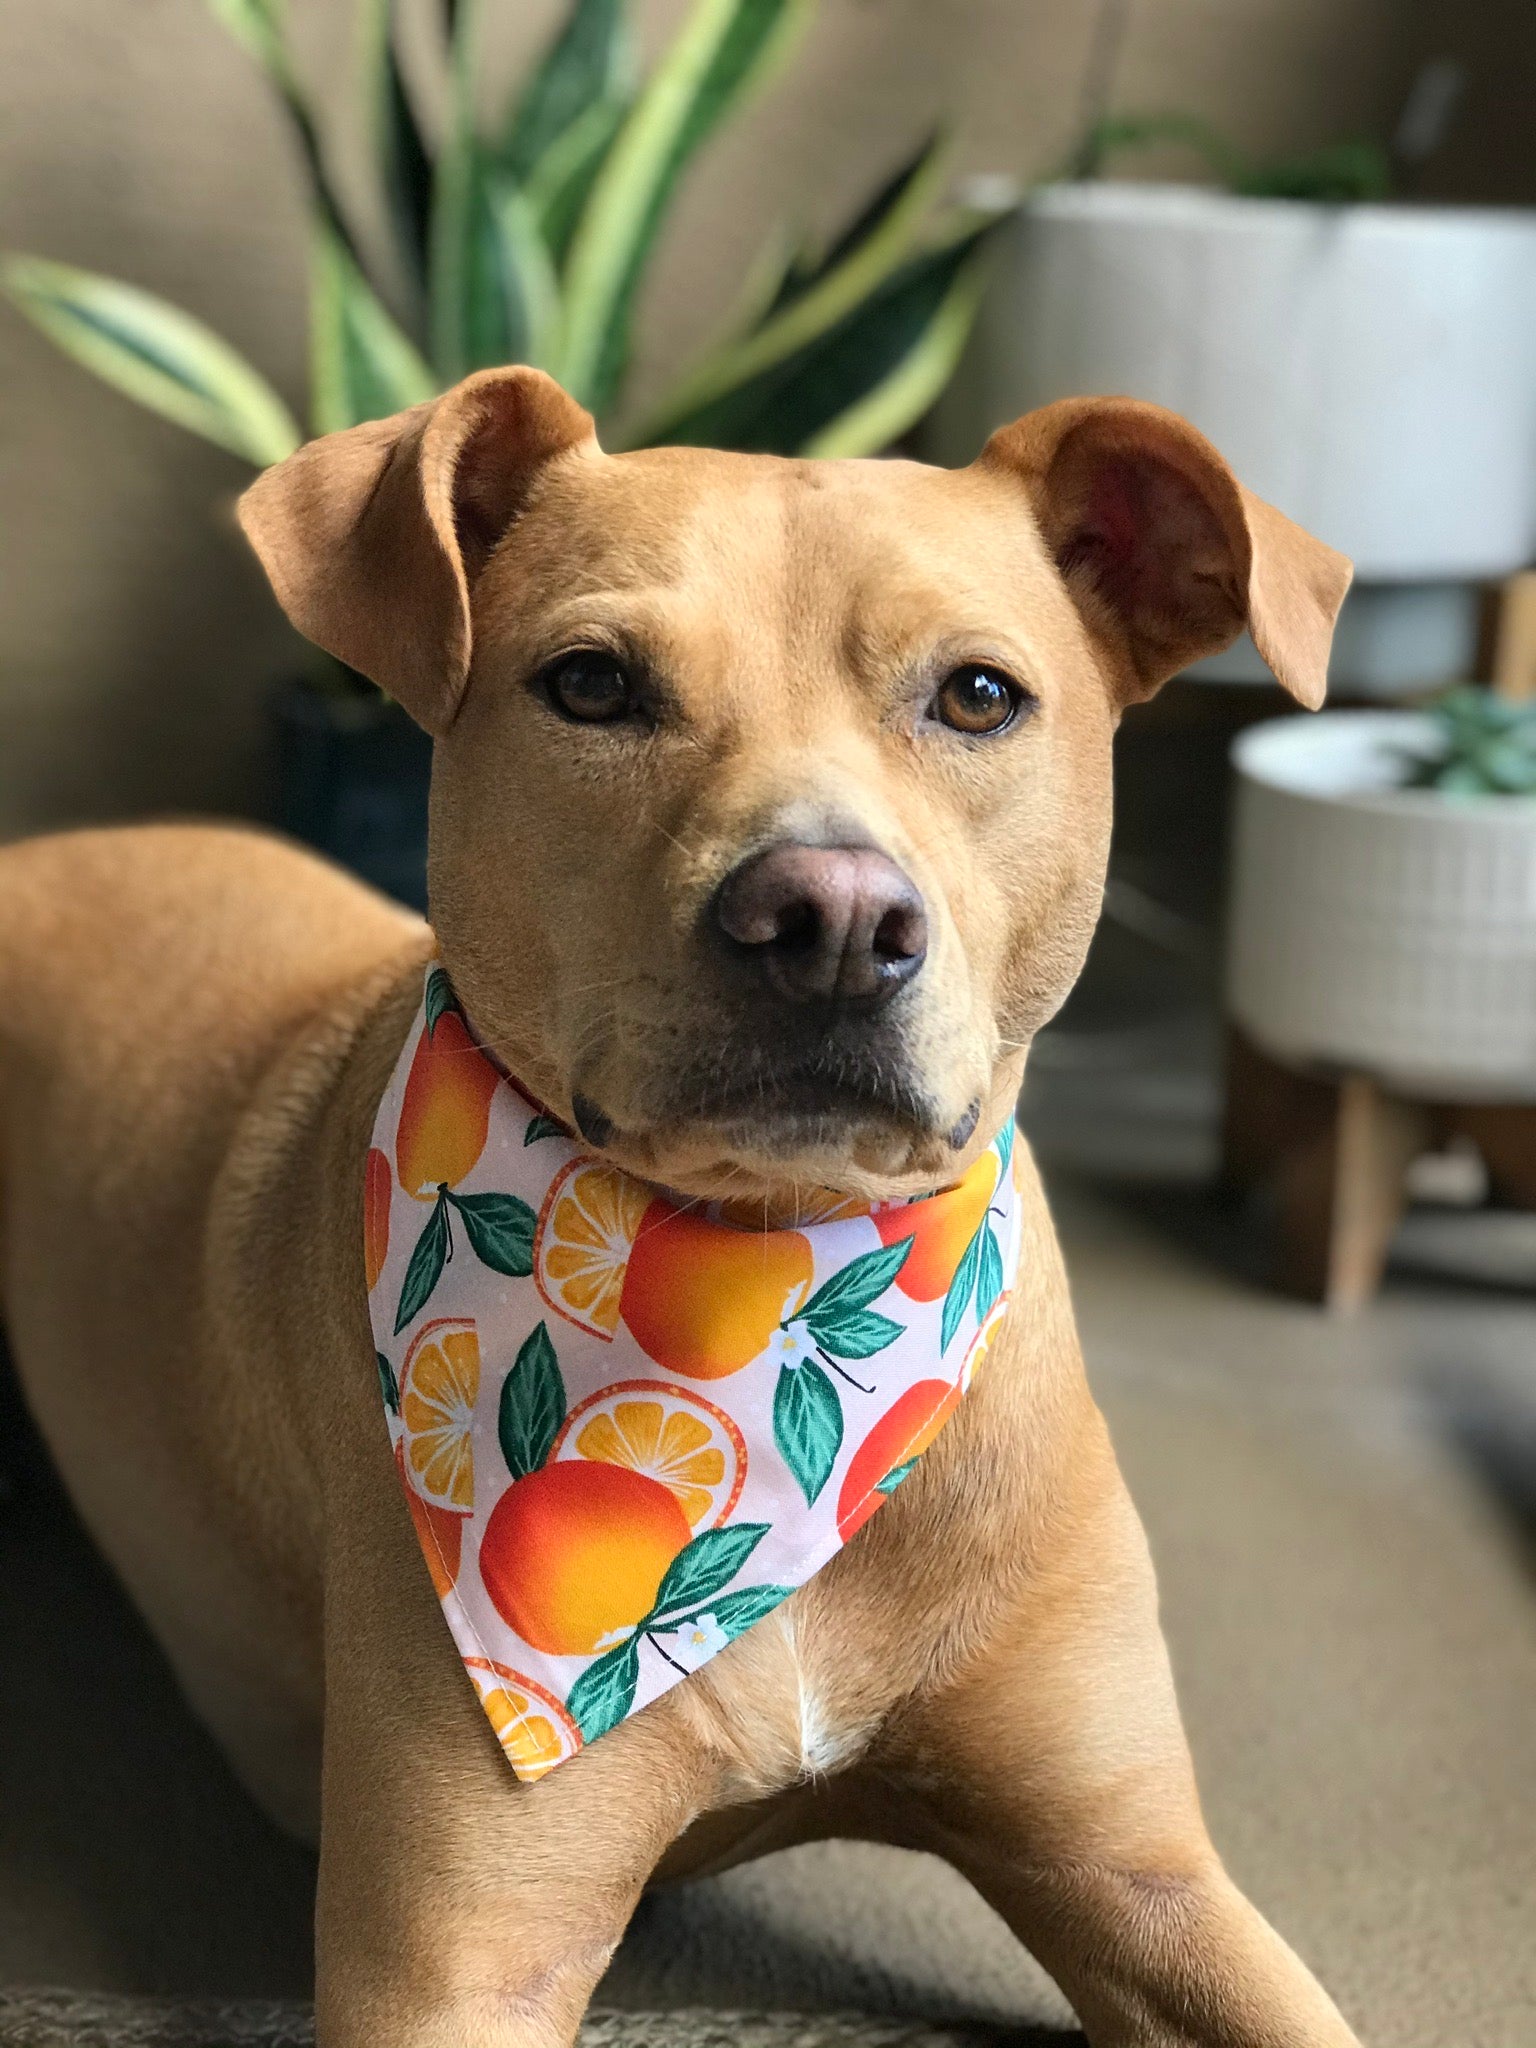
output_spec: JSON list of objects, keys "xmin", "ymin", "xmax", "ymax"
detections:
[
  {"xmin": 523, "ymin": 94, "xmax": 632, "ymax": 269},
  {"xmin": 205, "ymin": 0, "xmax": 363, "ymax": 266},
  {"xmin": 310, "ymin": 222, "xmax": 436, "ymax": 435},
  {"xmin": 633, "ymin": 216, "xmax": 997, "ymax": 458},
  {"xmin": 556, "ymin": 0, "xmax": 815, "ymax": 412},
  {"xmin": 431, "ymin": 0, "xmax": 559, "ymax": 379},
  {"xmin": 498, "ymin": 0, "xmax": 632, "ymax": 183},
  {"xmin": 631, "ymin": 131, "xmax": 951, "ymax": 445},
  {"xmin": 0, "ymin": 254, "xmax": 301, "ymax": 465},
  {"xmin": 360, "ymin": 0, "xmax": 435, "ymax": 296},
  {"xmin": 801, "ymin": 252, "xmax": 986, "ymax": 458},
  {"xmin": 768, "ymin": 128, "xmax": 947, "ymax": 318},
  {"xmin": 431, "ymin": 145, "xmax": 559, "ymax": 379}
]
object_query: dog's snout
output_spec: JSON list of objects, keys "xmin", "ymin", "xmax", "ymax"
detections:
[{"xmin": 713, "ymin": 842, "xmax": 928, "ymax": 1005}]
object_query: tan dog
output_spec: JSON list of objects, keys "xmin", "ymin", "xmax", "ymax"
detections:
[{"xmin": 0, "ymin": 369, "xmax": 1357, "ymax": 2048}]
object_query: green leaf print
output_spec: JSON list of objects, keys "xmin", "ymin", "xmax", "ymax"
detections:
[
  {"xmin": 649, "ymin": 1522, "xmax": 770, "ymax": 1621},
  {"xmin": 498, "ymin": 1322, "xmax": 566, "ymax": 1480},
  {"xmin": 796, "ymin": 1235, "xmax": 912, "ymax": 1324},
  {"xmin": 394, "ymin": 1191, "xmax": 450, "ymax": 1333},
  {"xmin": 662, "ymin": 1581, "xmax": 793, "ymax": 1642},
  {"xmin": 523, "ymin": 1114, "xmax": 566, "ymax": 1145},
  {"xmin": 939, "ymin": 1222, "xmax": 983, "ymax": 1355},
  {"xmin": 996, "ymin": 1113, "xmax": 1015, "ymax": 1174},
  {"xmin": 424, "ymin": 965, "xmax": 457, "ymax": 1036},
  {"xmin": 806, "ymin": 1304, "xmax": 904, "ymax": 1360},
  {"xmin": 974, "ymin": 1222, "xmax": 1004, "ymax": 1325},
  {"xmin": 773, "ymin": 1359, "xmax": 843, "ymax": 1505},
  {"xmin": 876, "ymin": 1455, "xmax": 917, "ymax": 1496},
  {"xmin": 449, "ymin": 1189, "xmax": 536, "ymax": 1276},
  {"xmin": 567, "ymin": 1634, "xmax": 640, "ymax": 1742},
  {"xmin": 375, "ymin": 1350, "xmax": 399, "ymax": 1413}
]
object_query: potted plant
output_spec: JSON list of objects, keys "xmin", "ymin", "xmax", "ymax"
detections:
[
  {"xmin": 923, "ymin": 111, "xmax": 1536, "ymax": 696},
  {"xmin": 2, "ymin": 0, "xmax": 1008, "ymax": 907},
  {"xmin": 1227, "ymin": 690, "xmax": 1536, "ymax": 1099}
]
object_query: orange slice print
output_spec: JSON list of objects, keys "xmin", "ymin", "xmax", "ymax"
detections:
[
  {"xmin": 534, "ymin": 1158, "xmax": 651, "ymax": 1338},
  {"xmin": 399, "ymin": 1317, "xmax": 479, "ymax": 1512},
  {"xmin": 961, "ymin": 1295, "xmax": 1009, "ymax": 1392},
  {"xmin": 553, "ymin": 1379, "xmax": 747, "ymax": 1529},
  {"xmin": 464, "ymin": 1659, "xmax": 581, "ymax": 1781}
]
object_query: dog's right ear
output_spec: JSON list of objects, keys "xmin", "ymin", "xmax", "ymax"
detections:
[{"xmin": 237, "ymin": 366, "xmax": 597, "ymax": 734}]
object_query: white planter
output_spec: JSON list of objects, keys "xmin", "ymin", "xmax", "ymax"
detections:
[
  {"xmin": 1227, "ymin": 712, "xmax": 1536, "ymax": 1099},
  {"xmin": 926, "ymin": 183, "xmax": 1536, "ymax": 583}
]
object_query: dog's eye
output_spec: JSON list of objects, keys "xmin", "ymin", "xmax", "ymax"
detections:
[
  {"xmin": 542, "ymin": 651, "xmax": 635, "ymax": 724},
  {"xmin": 931, "ymin": 665, "xmax": 1028, "ymax": 736}
]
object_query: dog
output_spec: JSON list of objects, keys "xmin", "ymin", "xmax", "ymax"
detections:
[{"xmin": 0, "ymin": 368, "xmax": 1358, "ymax": 2048}]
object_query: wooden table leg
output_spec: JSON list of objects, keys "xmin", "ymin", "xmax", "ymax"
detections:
[{"xmin": 1223, "ymin": 1029, "xmax": 1430, "ymax": 1311}]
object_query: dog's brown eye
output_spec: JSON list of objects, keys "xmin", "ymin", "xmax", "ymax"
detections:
[
  {"xmin": 932, "ymin": 665, "xmax": 1025, "ymax": 736},
  {"xmin": 544, "ymin": 651, "xmax": 634, "ymax": 723}
]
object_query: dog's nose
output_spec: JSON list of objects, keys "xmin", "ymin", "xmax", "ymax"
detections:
[{"xmin": 713, "ymin": 842, "xmax": 928, "ymax": 1004}]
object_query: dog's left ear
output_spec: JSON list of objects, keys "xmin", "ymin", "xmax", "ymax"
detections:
[
  {"xmin": 237, "ymin": 366, "xmax": 597, "ymax": 734},
  {"xmin": 977, "ymin": 396, "xmax": 1352, "ymax": 708}
]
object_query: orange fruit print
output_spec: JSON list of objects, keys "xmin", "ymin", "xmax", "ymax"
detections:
[
  {"xmin": 364, "ymin": 1146, "xmax": 391, "ymax": 1290},
  {"xmin": 619, "ymin": 1198, "xmax": 814, "ymax": 1378},
  {"xmin": 479, "ymin": 1460, "xmax": 691, "ymax": 1657},
  {"xmin": 465, "ymin": 1660, "xmax": 581, "ymax": 1780},
  {"xmin": 394, "ymin": 1443, "xmax": 463, "ymax": 1598},
  {"xmin": 873, "ymin": 1148, "xmax": 998, "ymax": 1301},
  {"xmin": 394, "ymin": 1007, "xmax": 498, "ymax": 1198},
  {"xmin": 554, "ymin": 1379, "xmax": 747, "ymax": 1528},
  {"xmin": 836, "ymin": 1376, "xmax": 961, "ymax": 1543}
]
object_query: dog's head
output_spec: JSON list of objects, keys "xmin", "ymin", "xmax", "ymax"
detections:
[{"xmin": 240, "ymin": 368, "xmax": 1348, "ymax": 1204}]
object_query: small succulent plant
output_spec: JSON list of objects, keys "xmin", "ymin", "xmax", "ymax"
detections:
[
  {"xmin": 0, "ymin": 0, "xmax": 1008, "ymax": 469},
  {"xmin": 1402, "ymin": 686, "xmax": 1536, "ymax": 797}
]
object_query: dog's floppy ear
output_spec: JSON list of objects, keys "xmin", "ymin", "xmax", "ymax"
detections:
[
  {"xmin": 237, "ymin": 366, "xmax": 597, "ymax": 734},
  {"xmin": 977, "ymin": 397, "xmax": 1351, "ymax": 708}
]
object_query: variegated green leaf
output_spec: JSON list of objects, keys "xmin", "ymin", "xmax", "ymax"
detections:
[
  {"xmin": 556, "ymin": 0, "xmax": 814, "ymax": 410},
  {"xmin": 0, "ymin": 255, "xmax": 301, "ymax": 465},
  {"xmin": 523, "ymin": 95, "xmax": 630, "ymax": 267},
  {"xmin": 499, "ymin": 0, "xmax": 632, "ymax": 182},
  {"xmin": 638, "ymin": 219, "xmax": 997, "ymax": 457},
  {"xmin": 310, "ymin": 221, "xmax": 436, "ymax": 433},
  {"xmin": 635, "ymin": 129, "xmax": 948, "ymax": 444},
  {"xmin": 431, "ymin": 2, "xmax": 559, "ymax": 378},
  {"xmin": 360, "ymin": 0, "xmax": 435, "ymax": 296},
  {"xmin": 205, "ymin": 0, "xmax": 363, "ymax": 265},
  {"xmin": 801, "ymin": 252, "xmax": 985, "ymax": 458}
]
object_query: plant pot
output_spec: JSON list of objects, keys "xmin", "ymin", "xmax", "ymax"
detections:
[
  {"xmin": 273, "ymin": 680, "xmax": 431, "ymax": 911},
  {"xmin": 927, "ymin": 182, "xmax": 1536, "ymax": 580},
  {"xmin": 1227, "ymin": 711, "xmax": 1536, "ymax": 1099}
]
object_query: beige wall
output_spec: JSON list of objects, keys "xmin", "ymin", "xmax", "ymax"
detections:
[{"xmin": 1, "ymin": 0, "xmax": 1526, "ymax": 836}]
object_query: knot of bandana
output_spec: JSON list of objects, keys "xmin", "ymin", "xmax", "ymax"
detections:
[{"xmin": 367, "ymin": 965, "xmax": 1022, "ymax": 1781}]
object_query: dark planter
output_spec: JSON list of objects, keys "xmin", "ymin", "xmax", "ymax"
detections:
[{"xmin": 274, "ymin": 679, "xmax": 431, "ymax": 911}]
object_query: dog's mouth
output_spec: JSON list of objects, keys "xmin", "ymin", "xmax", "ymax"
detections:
[{"xmin": 571, "ymin": 1041, "xmax": 981, "ymax": 1183}]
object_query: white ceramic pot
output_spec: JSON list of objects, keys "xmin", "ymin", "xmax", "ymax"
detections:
[
  {"xmin": 1227, "ymin": 712, "xmax": 1536, "ymax": 1099},
  {"xmin": 927, "ymin": 183, "xmax": 1536, "ymax": 583}
]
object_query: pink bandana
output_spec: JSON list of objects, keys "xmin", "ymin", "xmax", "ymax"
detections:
[{"xmin": 367, "ymin": 966, "xmax": 1022, "ymax": 1780}]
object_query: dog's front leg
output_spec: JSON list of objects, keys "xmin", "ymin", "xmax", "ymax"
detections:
[
  {"xmin": 314, "ymin": 1524, "xmax": 718, "ymax": 2048},
  {"xmin": 889, "ymin": 1449, "xmax": 1361, "ymax": 2047}
]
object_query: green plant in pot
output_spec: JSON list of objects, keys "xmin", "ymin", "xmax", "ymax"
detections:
[
  {"xmin": 2, "ymin": 0, "xmax": 1008, "ymax": 907},
  {"xmin": 1401, "ymin": 686, "xmax": 1536, "ymax": 797}
]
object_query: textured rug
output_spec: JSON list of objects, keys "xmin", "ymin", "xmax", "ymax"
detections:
[{"xmin": 0, "ymin": 1994, "xmax": 1074, "ymax": 2048}]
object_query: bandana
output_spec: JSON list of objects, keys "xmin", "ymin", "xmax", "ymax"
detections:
[{"xmin": 367, "ymin": 965, "xmax": 1022, "ymax": 1781}]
